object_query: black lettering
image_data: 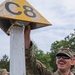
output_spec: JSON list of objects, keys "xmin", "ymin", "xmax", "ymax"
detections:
[
  {"xmin": 23, "ymin": 5, "xmax": 36, "ymax": 18},
  {"xmin": 5, "ymin": 2, "xmax": 22, "ymax": 15}
]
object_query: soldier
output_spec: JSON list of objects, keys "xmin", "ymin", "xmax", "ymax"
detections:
[
  {"xmin": 24, "ymin": 25, "xmax": 74, "ymax": 75},
  {"xmin": 10, "ymin": 21, "xmax": 74, "ymax": 75},
  {"xmin": 0, "ymin": 69, "xmax": 9, "ymax": 75},
  {"xmin": 71, "ymin": 53, "xmax": 75, "ymax": 75}
]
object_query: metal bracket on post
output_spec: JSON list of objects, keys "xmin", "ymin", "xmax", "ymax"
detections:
[{"xmin": 10, "ymin": 25, "xmax": 26, "ymax": 75}]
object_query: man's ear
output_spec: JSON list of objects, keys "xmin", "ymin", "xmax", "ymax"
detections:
[{"xmin": 71, "ymin": 59, "xmax": 74, "ymax": 65}]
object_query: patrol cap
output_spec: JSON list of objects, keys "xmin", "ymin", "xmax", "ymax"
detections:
[
  {"xmin": 0, "ymin": 69, "xmax": 9, "ymax": 74},
  {"xmin": 56, "ymin": 48, "xmax": 73, "ymax": 59}
]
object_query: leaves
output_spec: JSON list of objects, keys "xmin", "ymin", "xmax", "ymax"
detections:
[{"xmin": 0, "ymin": 55, "xmax": 9, "ymax": 72}]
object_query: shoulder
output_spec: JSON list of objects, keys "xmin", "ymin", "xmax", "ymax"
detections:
[
  {"xmin": 36, "ymin": 60, "xmax": 53, "ymax": 75},
  {"xmin": 36, "ymin": 59, "xmax": 46, "ymax": 68},
  {"xmin": 53, "ymin": 71, "xmax": 59, "ymax": 75}
]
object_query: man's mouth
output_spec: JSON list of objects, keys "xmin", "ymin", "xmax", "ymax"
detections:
[{"xmin": 58, "ymin": 60, "xmax": 65, "ymax": 65}]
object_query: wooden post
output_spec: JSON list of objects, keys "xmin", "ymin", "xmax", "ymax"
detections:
[{"xmin": 10, "ymin": 25, "xmax": 26, "ymax": 75}]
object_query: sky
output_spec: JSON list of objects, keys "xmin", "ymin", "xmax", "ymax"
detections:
[{"xmin": 0, "ymin": 0, "xmax": 75, "ymax": 59}]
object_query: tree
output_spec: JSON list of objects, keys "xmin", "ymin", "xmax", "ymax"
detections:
[
  {"xmin": 0, "ymin": 54, "xmax": 9, "ymax": 71},
  {"xmin": 32, "ymin": 41, "xmax": 52, "ymax": 71}
]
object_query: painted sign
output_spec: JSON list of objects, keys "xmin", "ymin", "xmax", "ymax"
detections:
[{"xmin": 0, "ymin": 0, "xmax": 51, "ymax": 35}]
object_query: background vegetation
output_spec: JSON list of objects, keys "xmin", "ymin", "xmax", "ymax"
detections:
[{"xmin": 0, "ymin": 30, "xmax": 75, "ymax": 72}]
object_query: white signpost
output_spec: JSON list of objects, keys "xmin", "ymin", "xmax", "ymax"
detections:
[{"xmin": 10, "ymin": 25, "xmax": 26, "ymax": 75}]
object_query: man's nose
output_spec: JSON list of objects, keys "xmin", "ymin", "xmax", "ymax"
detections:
[{"xmin": 59, "ymin": 57, "xmax": 64, "ymax": 59}]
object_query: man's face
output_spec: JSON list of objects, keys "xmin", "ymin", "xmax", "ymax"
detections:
[{"xmin": 56, "ymin": 54, "xmax": 72, "ymax": 71}]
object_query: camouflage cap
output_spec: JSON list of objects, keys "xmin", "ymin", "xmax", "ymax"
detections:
[
  {"xmin": 56, "ymin": 48, "xmax": 73, "ymax": 59},
  {"xmin": 0, "ymin": 69, "xmax": 9, "ymax": 74}
]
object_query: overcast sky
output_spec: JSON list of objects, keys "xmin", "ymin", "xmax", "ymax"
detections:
[{"xmin": 0, "ymin": 0, "xmax": 75, "ymax": 59}]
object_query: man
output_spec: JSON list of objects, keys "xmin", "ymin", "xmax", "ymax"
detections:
[{"xmin": 24, "ymin": 25, "xmax": 74, "ymax": 75}]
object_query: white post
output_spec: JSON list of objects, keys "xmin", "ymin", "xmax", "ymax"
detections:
[{"xmin": 10, "ymin": 26, "xmax": 26, "ymax": 75}]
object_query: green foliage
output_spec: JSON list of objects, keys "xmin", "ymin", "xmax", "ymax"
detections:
[
  {"xmin": 50, "ymin": 30, "xmax": 75, "ymax": 72},
  {"xmin": 0, "ymin": 30, "xmax": 75, "ymax": 73},
  {"xmin": 0, "ymin": 55, "xmax": 9, "ymax": 71}
]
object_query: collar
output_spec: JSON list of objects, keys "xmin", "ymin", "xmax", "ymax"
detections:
[{"xmin": 57, "ymin": 70, "xmax": 71, "ymax": 75}]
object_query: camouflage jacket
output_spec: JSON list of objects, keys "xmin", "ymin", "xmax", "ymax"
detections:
[
  {"xmin": 54, "ymin": 70, "xmax": 74, "ymax": 75},
  {"xmin": 25, "ymin": 42, "xmax": 53, "ymax": 75},
  {"xmin": 25, "ymin": 42, "xmax": 74, "ymax": 75}
]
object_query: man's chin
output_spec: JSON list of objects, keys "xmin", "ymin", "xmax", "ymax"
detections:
[
  {"xmin": 58, "ymin": 67, "xmax": 66, "ymax": 71},
  {"xmin": 58, "ymin": 66, "xmax": 65, "ymax": 70}
]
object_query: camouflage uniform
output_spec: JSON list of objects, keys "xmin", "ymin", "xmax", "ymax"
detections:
[
  {"xmin": 54, "ymin": 70, "xmax": 74, "ymax": 75},
  {"xmin": 25, "ymin": 42, "xmax": 53, "ymax": 75},
  {"xmin": 25, "ymin": 42, "xmax": 74, "ymax": 75}
]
